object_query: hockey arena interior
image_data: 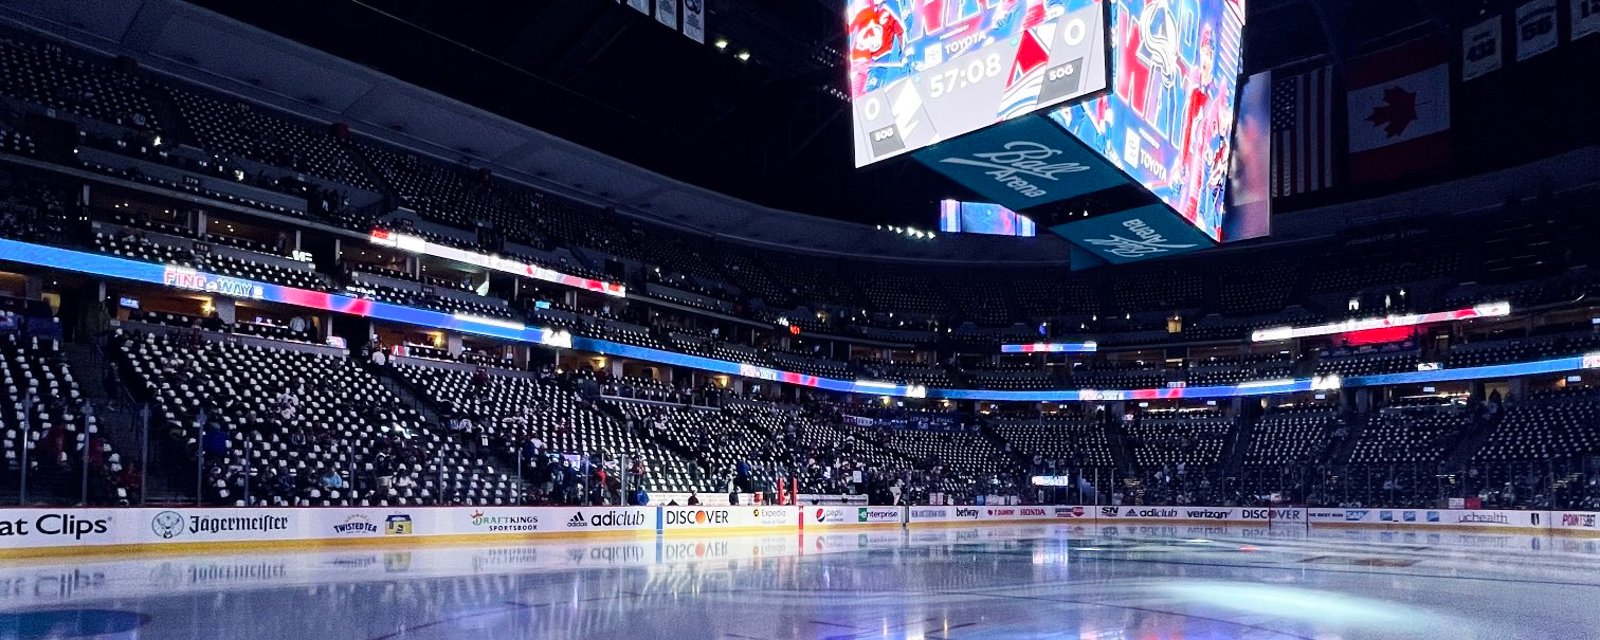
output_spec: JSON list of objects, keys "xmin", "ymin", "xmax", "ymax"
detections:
[{"xmin": 0, "ymin": 0, "xmax": 1598, "ymax": 638}]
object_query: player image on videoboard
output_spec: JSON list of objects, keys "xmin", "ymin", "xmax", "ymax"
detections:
[{"xmin": 1049, "ymin": 0, "xmax": 1244, "ymax": 241}]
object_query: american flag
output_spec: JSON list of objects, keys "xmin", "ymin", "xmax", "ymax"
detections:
[{"xmin": 1271, "ymin": 66, "xmax": 1333, "ymax": 197}]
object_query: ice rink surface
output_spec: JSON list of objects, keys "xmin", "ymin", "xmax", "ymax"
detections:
[{"xmin": 2, "ymin": 523, "xmax": 1598, "ymax": 639}]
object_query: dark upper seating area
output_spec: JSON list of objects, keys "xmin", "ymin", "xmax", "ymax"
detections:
[
  {"xmin": 166, "ymin": 88, "xmax": 379, "ymax": 193},
  {"xmin": 0, "ymin": 38, "xmax": 160, "ymax": 131}
]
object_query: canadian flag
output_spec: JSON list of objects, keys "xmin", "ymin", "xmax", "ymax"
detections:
[{"xmin": 1345, "ymin": 38, "xmax": 1451, "ymax": 183}]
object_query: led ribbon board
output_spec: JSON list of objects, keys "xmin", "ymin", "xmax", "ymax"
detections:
[
  {"xmin": 1251, "ymin": 303, "xmax": 1512, "ymax": 342},
  {"xmin": 1001, "ymin": 341, "xmax": 1098, "ymax": 353},
  {"xmin": 369, "ymin": 229, "xmax": 626, "ymax": 298},
  {"xmin": 0, "ymin": 239, "xmax": 1583, "ymax": 403},
  {"xmin": 0, "ymin": 238, "xmax": 570, "ymax": 348}
]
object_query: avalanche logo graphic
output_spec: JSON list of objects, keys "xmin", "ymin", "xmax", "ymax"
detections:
[
  {"xmin": 1137, "ymin": 0, "xmax": 1181, "ymax": 88},
  {"xmin": 850, "ymin": 3, "xmax": 906, "ymax": 63},
  {"xmin": 996, "ymin": 25, "xmax": 1055, "ymax": 119},
  {"xmin": 1119, "ymin": 0, "xmax": 1181, "ymax": 122}
]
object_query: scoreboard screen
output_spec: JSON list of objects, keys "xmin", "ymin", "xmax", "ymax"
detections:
[
  {"xmin": 939, "ymin": 200, "xmax": 1037, "ymax": 236},
  {"xmin": 1047, "ymin": 0, "xmax": 1246, "ymax": 241},
  {"xmin": 849, "ymin": 0, "xmax": 1109, "ymax": 167}
]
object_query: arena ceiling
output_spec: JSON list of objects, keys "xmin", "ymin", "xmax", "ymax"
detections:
[{"xmin": 100, "ymin": 0, "xmax": 1487, "ymax": 227}]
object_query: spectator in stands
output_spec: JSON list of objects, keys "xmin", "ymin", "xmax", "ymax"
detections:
[
  {"xmin": 320, "ymin": 469, "xmax": 344, "ymax": 491},
  {"xmin": 471, "ymin": 366, "xmax": 489, "ymax": 399},
  {"xmin": 736, "ymin": 458, "xmax": 752, "ymax": 493},
  {"xmin": 595, "ymin": 465, "xmax": 610, "ymax": 505},
  {"xmin": 274, "ymin": 385, "xmax": 300, "ymax": 420},
  {"xmin": 520, "ymin": 437, "xmax": 540, "ymax": 466},
  {"xmin": 687, "ymin": 491, "xmax": 701, "ymax": 506},
  {"xmin": 201, "ymin": 311, "xmax": 229, "ymax": 332}
]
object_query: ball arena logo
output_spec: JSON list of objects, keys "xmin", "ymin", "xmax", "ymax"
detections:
[
  {"xmin": 666, "ymin": 509, "xmax": 731, "ymax": 526},
  {"xmin": 332, "ymin": 514, "xmax": 379, "ymax": 535},
  {"xmin": 468, "ymin": 511, "xmax": 539, "ymax": 532},
  {"xmin": 937, "ymin": 141, "xmax": 1091, "ymax": 199},
  {"xmin": 151, "ymin": 511, "xmax": 289, "ymax": 539},
  {"xmin": 1081, "ymin": 219, "xmax": 1200, "ymax": 259},
  {"xmin": 0, "ymin": 513, "xmax": 110, "ymax": 540}
]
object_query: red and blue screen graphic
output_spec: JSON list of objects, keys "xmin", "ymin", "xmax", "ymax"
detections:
[
  {"xmin": 849, "ymin": 0, "xmax": 1108, "ymax": 166},
  {"xmin": 848, "ymin": 0, "xmax": 1055, "ymax": 98},
  {"xmin": 939, "ymin": 200, "xmax": 1037, "ymax": 236},
  {"xmin": 1048, "ymin": 0, "xmax": 1245, "ymax": 241}
]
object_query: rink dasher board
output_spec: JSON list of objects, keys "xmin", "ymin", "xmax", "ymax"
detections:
[
  {"xmin": 800, "ymin": 506, "xmax": 907, "ymax": 528},
  {"xmin": 1305, "ymin": 508, "xmax": 1548, "ymax": 532},
  {"xmin": 0, "ymin": 506, "xmax": 657, "ymax": 556},
  {"xmin": 6, "ymin": 505, "xmax": 1600, "ymax": 556},
  {"xmin": 1093, "ymin": 506, "xmax": 1308, "ymax": 524},
  {"xmin": 904, "ymin": 505, "xmax": 1096, "ymax": 524},
  {"xmin": 658, "ymin": 505, "xmax": 800, "ymax": 534}
]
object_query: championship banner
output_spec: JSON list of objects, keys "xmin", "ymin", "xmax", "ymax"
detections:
[
  {"xmin": 1461, "ymin": 16, "xmax": 1504, "ymax": 80},
  {"xmin": 655, "ymin": 0, "xmax": 679, "ymax": 29},
  {"xmin": 1576, "ymin": 0, "xmax": 1600, "ymax": 40},
  {"xmin": 624, "ymin": 0, "xmax": 649, "ymax": 15},
  {"xmin": 1515, "ymin": 0, "xmax": 1559, "ymax": 60},
  {"xmin": 682, "ymin": 0, "xmax": 705, "ymax": 43}
]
